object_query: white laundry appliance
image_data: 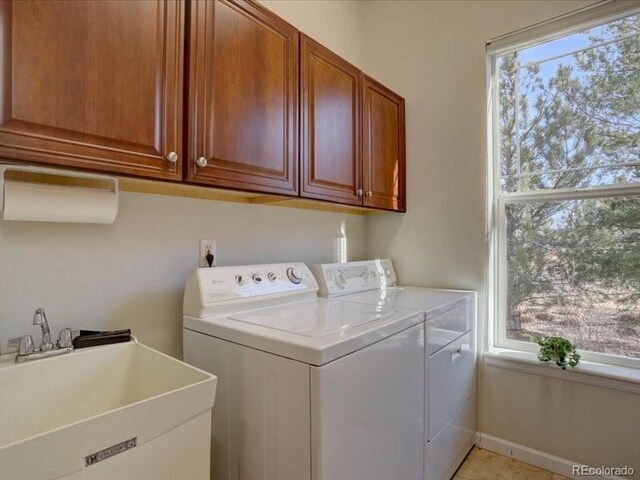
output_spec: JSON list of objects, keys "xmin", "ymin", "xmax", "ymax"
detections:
[
  {"xmin": 182, "ymin": 262, "xmax": 426, "ymax": 480},
  {"xmin": 311, "ymin": 259, "xmax": 477, "ymax": 480}
]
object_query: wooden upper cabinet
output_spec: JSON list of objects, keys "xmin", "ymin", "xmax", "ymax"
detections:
[
  {"xmin": 362, "ymin": 75, "xmax": 406, "ymax": 212},
  {"xmin": 300, "ymin": 34, "xmax": 361, "ymax": 205},
  {"xmin": 0, "ymin": 0, "xmax": 184, "ymax": 180},
  {"xmin": 0, "ymin": 0, "xmax": 407, "ymax": 211},
  {"xmin": 187, "ymin": 0, "xmax": 298, "ymax": 195}
]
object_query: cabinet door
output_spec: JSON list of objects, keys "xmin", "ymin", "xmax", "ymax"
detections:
[
  {"xmin": 362, "ymin": 75, "xmax": 406, "ymax": 211},
  {"xmin": 300, "ymin": 34, "xmax": 362, "ymax": 205},
  {"xmin": 0, "ymin": 0, "xmax": 184, "ymax": 180},
  {"xmin": 187, "ymin": 0, "xmax": 298, "ymax": 195}
]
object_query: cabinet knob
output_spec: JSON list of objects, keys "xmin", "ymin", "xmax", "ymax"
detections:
[
  {"xmin": 356, "ymin": 189, "xmax": 363, "ymax": 196},
  {"xmin": 195, "ymin": 157, "xmax": 208, "ymax": 168},
  {"xmin": 166, "ymin": 151, "xmax": 178, "ymax": 163},
  {"xmin": 366, "ymin": 191, "xmax": 373, "ymax": 197}
]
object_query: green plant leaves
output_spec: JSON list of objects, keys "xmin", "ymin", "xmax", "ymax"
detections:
[{"xmin": 536, "ymin": 336, "xmax": 581, "ymax": 370}]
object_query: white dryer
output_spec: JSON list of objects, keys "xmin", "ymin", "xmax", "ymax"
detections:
[
  {"xmin": 183, "ymin": 262, "xmax": 426, "ymax": 480},
  {"xmin": 311, "ymin": 260, "xmax": 477, "ymax": 480}
]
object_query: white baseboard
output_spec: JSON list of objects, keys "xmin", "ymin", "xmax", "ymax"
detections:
[{"xmin": 476, "ymin": 433, "xmax": 630, "ymax": 480}]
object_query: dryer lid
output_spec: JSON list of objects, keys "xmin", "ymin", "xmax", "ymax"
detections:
[{"xmin": 345, "ymin": 287, "xmax": 475, "ymax": 318}]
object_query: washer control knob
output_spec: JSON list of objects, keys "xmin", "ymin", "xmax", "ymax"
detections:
[
  {"xmin": 286, "ymin": 267, "xmax": 303, "ymax": 284},
  {"xmin": 235, "ymin": 275, "xmax": 244, "ymax": 285},
  {"xmin": 335, "ymin": 270, "xmax": 347, "ymax": 289},
  {"xmin": 361, "ymin": 269, "xmax": 370, "ymax": 280},
  {"xmin": 267, "ymin": 272, "xmax": 277, "ymax": 282},
  {"xmin": 252, "ymin": 273, "xmax": 263, "ymax": 283},
  {"xmin": 384, "ymin": 268, "xmax": 391, "ymax": 278}
]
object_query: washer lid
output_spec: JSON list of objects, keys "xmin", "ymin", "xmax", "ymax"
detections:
[
  {"xmin": 229, "ymin": 300, "xmax": 394, "ymax": 338},
  {"xmin": 184, "ymin": 298, "xmax": 424, "ymax": 365}
]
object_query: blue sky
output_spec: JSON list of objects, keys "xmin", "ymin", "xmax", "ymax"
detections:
[{"xmin": 518, "ymin": 20, "xmax": 618, "ymax": 65}]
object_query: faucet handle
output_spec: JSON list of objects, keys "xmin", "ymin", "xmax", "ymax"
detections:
[
  {"xmin": 18, "ymin": 335, "xmax": 35, "ymax": 356},
  {"xmin": 58, "ymin": 329, "xmax": 74, "ymax": 349}
]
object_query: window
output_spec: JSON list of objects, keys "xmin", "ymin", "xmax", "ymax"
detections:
[{"xmin": 490, "ymin": 10, "xmax": 640, "ymax": 367}]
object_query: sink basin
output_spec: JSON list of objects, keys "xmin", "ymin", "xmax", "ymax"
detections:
[{"xmin": 0, "ymin": 341, "xmax": 217, "ymax": 480}]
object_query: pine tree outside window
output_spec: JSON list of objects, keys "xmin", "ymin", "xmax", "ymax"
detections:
[{"xmin": 489, "ymin": 6, "xmax": 640, "ymax": 368}]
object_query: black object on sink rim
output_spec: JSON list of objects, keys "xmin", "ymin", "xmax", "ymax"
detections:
[{"xmin": 72, "ymin": 329, "xmax": 131, "ymax": 349}]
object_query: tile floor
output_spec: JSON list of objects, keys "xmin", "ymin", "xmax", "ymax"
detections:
[{"xmin": 454, "ymin": 447, "xmax": 568, "ymax": 480}]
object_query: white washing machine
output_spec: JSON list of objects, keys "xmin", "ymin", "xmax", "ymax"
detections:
[
  {"xmin": 311, "ymin": 260, "xmax": 477, "ymax": 480},
  {"xmin": 183, "ymin": 262, "xmax": 426, "ymax": 480}
]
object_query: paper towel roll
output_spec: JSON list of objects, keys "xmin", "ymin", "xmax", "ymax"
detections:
[{"xmin": 2, "ymin": 179, "xmax": 118, "ymax": 224}]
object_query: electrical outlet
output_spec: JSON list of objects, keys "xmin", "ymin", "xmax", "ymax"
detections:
[{"xmin": 199, "ymin": 239, "xmax": 217, "ymax": 268}]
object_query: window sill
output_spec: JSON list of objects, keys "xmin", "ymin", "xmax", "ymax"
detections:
[{"xmin": 483, "ymin": 348, "xmax": 640, "ymax": 394}]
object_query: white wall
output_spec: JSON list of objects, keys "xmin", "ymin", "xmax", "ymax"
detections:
[
  {"xmin": 361, "ymin": 0, "xmax": 639, "ymax": 471},
  {"xmin": 0, "ymin": 0, "xmax": 368, "ymax": 359},
  {"xmin": 0, "ymin": 193, "xmax": 366, "ymax": 357}
]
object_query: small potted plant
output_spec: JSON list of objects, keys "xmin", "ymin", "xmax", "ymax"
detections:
[{"xmin": 535, "ymin": 336, "xmax": 581, "ymax": 370}]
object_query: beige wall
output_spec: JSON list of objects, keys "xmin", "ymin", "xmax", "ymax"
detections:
[
  {"xmin": 482, "ymin": 365, "xmax": 640, "ymax": 469},
  {"xmin": 0, "ymin": 0, "xmax": 369, "ymax": 358},
  {"xmin": 261, "ymin": 0, "xmax": 365, "ymax": 67},
  {"xmin": 362, "ymin": 0, "xmax": 595, "ymax": 300},
  {"xmin": 2, "ymin": 0, "xmax": 638, "ymax": 469},
  {"xmin": 361, "ymin": 0, "xmax": 639, "ymax": 470}
]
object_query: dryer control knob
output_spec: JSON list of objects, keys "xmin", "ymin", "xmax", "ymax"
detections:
[
  {"xmin": 335, "ymin": 271, "xmax": 347, "ymax": 289},
  {"xmin": 286, "ymin": 267, "xmax": 303, "ymax": 284}
]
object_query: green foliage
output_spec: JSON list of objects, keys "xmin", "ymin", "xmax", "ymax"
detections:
[
  {"xmin": 536, "ymin": 336, "xmax": 581, "ymax": 370},
  {"xmin": 499, "ymin": 15, "xmax": 640, "ymax": 340}
]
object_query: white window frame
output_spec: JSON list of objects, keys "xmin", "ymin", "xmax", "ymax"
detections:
[{"xmin": 488, "ymin": 2, "xmax": 640, "ymax": 370}]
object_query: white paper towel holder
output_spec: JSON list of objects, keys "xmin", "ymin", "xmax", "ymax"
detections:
[{"xmin": 0, "ymin": 163, "xmax": 119, "ymax": 224}]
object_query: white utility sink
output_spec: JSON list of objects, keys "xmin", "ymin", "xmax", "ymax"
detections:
[{"xmin": 0, "ymin": 341, "xmax": 217, "ymax": 480}]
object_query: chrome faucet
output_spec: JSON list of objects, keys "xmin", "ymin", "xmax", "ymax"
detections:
[
  {"xmin": 13, "ymin": 308, "xmax": 74, "ymax": 363},
  {"xmin": 33, "ymin": 308, "xmax": 54, "ymax": 351}
]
